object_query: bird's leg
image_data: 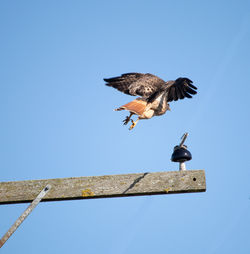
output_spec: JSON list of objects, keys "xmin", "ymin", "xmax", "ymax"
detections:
[
  {"xmin": 123, "ymin": 112, "xmax": 134, "ymax": 125},
  {"xmin": 129, "ymin": 118, "xmax": 139, "ymax": 130}
]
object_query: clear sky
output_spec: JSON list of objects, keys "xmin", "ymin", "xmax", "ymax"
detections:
[{"xmin": 0, "ymin": 0, "xmax": 250, "ymax": 253}]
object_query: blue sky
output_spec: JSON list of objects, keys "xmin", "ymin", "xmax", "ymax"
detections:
[{"xmin": 0, "ymin": 0, "xmax": 250, "ymax": 253}]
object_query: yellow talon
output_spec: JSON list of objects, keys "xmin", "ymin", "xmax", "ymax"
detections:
[
  {"xmin": 129, "ymin": 121, "xmax": 135, "ymax": 130},
  {"xmin": 129, "ymin": 119, "xmax": 139, "ymax": 130},
  {"xmin": 123, "ymin": 112, "xmax": 134, "ymax": 125},
  {"xmin": 123, "ymin": 116, "xmax": 130, "ymax": 125}
]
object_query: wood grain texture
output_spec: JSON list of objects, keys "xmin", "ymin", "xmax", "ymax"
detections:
[{"xmin": 0, "ymin": 170, "xmax": 206, "ymax": 205}]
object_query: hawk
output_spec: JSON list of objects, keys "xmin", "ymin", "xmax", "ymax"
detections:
[{"xmin": 104, "ymin": 73, "xmax": 197, "ymax": 130}]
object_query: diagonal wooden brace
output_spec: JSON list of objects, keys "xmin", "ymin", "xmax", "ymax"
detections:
[{"xmin": 0, "ymin": 185, "xmax": 51, "ymax": 248}]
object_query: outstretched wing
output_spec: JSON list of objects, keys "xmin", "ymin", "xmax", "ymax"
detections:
[
  {"xmin": 104, "ymin": 72, "xmax": 165, "ymax": 98},
  {"xmin": 166, "ymin": 77, "xmax": 197, "ymax": 102}
]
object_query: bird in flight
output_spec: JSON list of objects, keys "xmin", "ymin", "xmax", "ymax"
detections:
[{"xmin": 104, "ymin": 73, "xmax": 197, "ymax": 130}]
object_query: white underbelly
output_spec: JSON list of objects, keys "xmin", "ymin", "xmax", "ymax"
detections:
[
  {"xmin": 140, "ymin": 109, "xmax": 155, "ymax": 119},
  {"xmin": 151, "ymin": 93, "xmax": 168, "ymax": 115}
]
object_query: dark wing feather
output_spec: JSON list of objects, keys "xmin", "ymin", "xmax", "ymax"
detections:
[
  {"xmin": 176, "ymin": 86, "xmax": 185, "ymax": 99},
  {"xmin": 104, "ymin": 72, "xmax": 165, "ymax": 98},
  {"xmin": 166, "ymin": 78, "xmax": 197, "ymax": 102}
]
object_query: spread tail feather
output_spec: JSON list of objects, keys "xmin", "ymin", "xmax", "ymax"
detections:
[{"xmin": 115, "ymin": 99, "xmax": 147, "ymax": 116}]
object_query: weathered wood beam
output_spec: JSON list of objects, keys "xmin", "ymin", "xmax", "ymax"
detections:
[{"xmin": 0, "ymin": 170, "xmax": 206, "ymax": 205}]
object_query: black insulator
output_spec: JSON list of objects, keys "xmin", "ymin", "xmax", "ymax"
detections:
[{"xmin": 171, "ymin": 145, "xmax": 192, "ymax": 163}]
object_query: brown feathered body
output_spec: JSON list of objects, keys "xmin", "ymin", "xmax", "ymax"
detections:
[
  {"xmin": 116, "ymin": 93, "xmax": 170, "ymax": 120},
  {"xmin": 104, "ymin": 72, "xmax": 197, "ymax": 129}
]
